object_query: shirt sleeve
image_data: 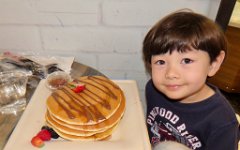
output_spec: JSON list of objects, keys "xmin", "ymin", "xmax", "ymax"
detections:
[{"xmin": 205, "ymin": 122, "xmax": 239, "ymax": 150}]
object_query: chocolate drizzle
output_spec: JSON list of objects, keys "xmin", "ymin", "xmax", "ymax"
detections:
[
  {"xmin": 73, "ymin": 91, "xmax": 106, "ymax": 121},
  {"xmin": 79, "ymin": 76, "xmax": 118, "ymax": 100},
  {"xmin": 90, "ymin": 76, "xmax": 119, "ymax": 89},
  {"xmin": 61, "ymin": 88, "xmax": 94, "ymax": 121},
  {"xmin": 52, "ymin": 93, "xmax": 75, "ymax": 119},
  {"xmin": 50, "ymin": 76, "xmax": 118, "ymax": 122},
  {"xmin": 84, "ymin": 89, "xmax": 111, "ymax": 110}
]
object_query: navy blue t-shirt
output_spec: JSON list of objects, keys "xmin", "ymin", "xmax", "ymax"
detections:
[{"xmin": 146, "ymin": 80, "xmax": 239, "ymax": 150}]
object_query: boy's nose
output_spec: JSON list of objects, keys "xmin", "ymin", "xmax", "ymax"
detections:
[{"xmin": 165, "ymin": 65, "xmax": 180, "ymax": 79}]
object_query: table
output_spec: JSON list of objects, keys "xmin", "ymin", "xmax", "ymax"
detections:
[
  {"xmin": 0, "ymin": 61, "xmax": 105, "ymax": 150},
  {"xmin": 3, "ymin": 80, "xmax": 150, "ymax": 150}
]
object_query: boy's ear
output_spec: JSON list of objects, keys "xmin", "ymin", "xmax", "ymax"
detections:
[{"xmin": 208, "ymin": 50, "xmax": 225, "ymax": 77}]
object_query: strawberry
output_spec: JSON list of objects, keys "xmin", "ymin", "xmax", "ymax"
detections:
[
  {"xmin": 73, "ymin": 85, "xmax": 85, "ymax": 93},
  {"xmin": 37, "ymin": 129, "xmax": 51, "ymax": 141},
  {"xmin": 69, "ymin": 81, "xmax": 85, "ymax": 93},
  {"xmin": 31, "ymin": 136, "xmax": 44, "ymax": 148}
]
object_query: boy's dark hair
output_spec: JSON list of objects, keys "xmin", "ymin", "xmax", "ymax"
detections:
[{"xmin": 142, "ymin": 11, "xmax": 227, "ymax": 73}]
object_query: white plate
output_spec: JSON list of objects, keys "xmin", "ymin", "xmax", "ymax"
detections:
[{"xmin": 4, "ymin": 80, "xmax": 151, "ymax": 150}]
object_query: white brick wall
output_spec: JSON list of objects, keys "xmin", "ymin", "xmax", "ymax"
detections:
[{"xmin": 0, "ymin": 0, "xmax": 221, "ymax": 107}]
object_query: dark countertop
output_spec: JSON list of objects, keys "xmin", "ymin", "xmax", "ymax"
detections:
[{"xmin": 0, "ymin": 61, "xmax": 105, "ymax": 150}]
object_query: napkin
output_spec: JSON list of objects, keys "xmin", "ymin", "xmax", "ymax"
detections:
[{"xmin": 24, "ymin": 55, "xmax": 74, "ymax": 74}]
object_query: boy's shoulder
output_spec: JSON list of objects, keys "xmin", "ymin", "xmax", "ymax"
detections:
[{"xmin": 206, "ymin": 84, "xmax": 238, "ymax": 125}]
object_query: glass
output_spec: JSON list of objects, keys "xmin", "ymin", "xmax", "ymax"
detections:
[
  {"xmin": 45, "ymin": 71, "xmax": 71, "ymax": 90},
  {"xmin": 0, "ymin": 71, "xmax": 28, "ymax": 114}
]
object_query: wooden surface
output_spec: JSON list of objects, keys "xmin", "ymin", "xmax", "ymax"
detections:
[
  {"xmin": 0, "ymin": 61, "xmax": 105, "ymax": 150},
  {"xmin": 208, "ymin": 26, "xmax": 240, "ymax": 93}
]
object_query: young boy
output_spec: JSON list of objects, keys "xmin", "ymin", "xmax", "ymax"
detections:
[{"xmin": 143, "ymin": 11, "xmax": 239, "ymax": 150}]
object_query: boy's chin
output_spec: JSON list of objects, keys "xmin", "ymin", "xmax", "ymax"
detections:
[{"xmin": 163, "ymin": 93, "xmax": 185, "ymax": 102}]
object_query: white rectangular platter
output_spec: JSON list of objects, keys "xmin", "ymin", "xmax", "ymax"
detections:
[{"xmin": 4, "ymin": 80, "xmax": 151, "ymax": 150}]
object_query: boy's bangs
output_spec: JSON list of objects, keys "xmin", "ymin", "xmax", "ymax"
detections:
[{"xmin": 151, "ymin": 34, "xmax": 198, "ymax": 55}]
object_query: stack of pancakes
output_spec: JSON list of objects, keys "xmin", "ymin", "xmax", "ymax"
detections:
[{"xmin": 45, "ymin": 76, "xmax": 125, "ymax": 141}]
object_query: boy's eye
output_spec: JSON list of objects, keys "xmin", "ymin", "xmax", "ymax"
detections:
[
  {"xmin": 181, "ymin": 58, "xmax": 193, "ymax": 64},
  {"xmin": 155, "ymin": 60, "xmax": 165, "ymax": 65}
]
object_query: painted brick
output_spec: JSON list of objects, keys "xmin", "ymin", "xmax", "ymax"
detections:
[
  {"xmin": 98, "ymin": 53, "xmax": 145, "ymax": 71},
  {"xmin": 41, "ymin": 27, "xmax": 143, "ymax": 53},
  {"xmin": 28, "ymin": 50, "xmax": 98, "ymax": 69},
  {"xmin": 35, "ymin": 0, "xmax": 100, "ymax": 13},
  {"xmin": 72, "ymin": 53, "xmax": 98, "ymax": 69},
  {"xmin": 126, "ymin": 71, "xmax": 150, "ymax": 91},
  {"xmin": 0, "ymin": 26, "xmax": 41, "ymax": 51},
  {"xmin": 0, "ymin": 0, "xmax": 59, "ymax": 25},
  {"xmin": 51, "ymin": 14, "xmax": 99, "ymax": 26},
  {"xmin": 0, "ymin": 0, "xmax": 100, "ymax": 26},
  {"xmin": 102, "ymin": 0, "xmax": 211, "ymax": 26},
  {"xmin": 208, "ymin": 0, "xmax": 222, "ymax": 20},
  {"xmin": 35, "ymin": 0, "xmax": 101, "ymax": 25}
]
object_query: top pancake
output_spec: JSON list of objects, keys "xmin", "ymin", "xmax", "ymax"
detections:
[{"xmin": 46, "ymin": 76, "xmax": 124, "ymax": 125}]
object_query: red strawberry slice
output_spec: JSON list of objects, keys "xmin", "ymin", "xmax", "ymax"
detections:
[
  {"xmin": 73, "ymin": 85, "xmax": 85, "ymax": 93},
  {"xmin": 37, "ymin": 129, "xmax": 51, "ymax": 141},
  {"xmin": 31, "ymin": 136, "xmax": 44, "ymax": 148}
]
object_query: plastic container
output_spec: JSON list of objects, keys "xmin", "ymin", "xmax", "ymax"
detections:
[
  {"xmin": 0, "ymin": 71, "xmax": 28, "ymax": 114},
  {"xmin": 46, "ymin": 71, "xmax": 71, "ymax": 90}
]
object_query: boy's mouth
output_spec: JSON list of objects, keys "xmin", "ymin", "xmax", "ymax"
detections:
[{"xmin": 164, "ymin": 84, "xmax": 182, "ymax": 91}]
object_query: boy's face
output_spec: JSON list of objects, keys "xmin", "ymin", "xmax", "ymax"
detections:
[{"xmin": 151, "ymin": 49, "xmax": 222, "ymax": 103}]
